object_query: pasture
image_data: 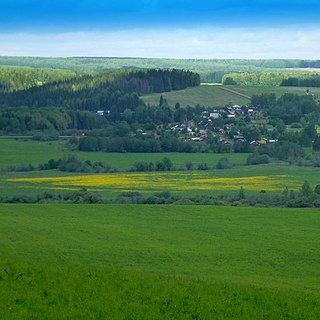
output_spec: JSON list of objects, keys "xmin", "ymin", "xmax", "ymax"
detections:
[
  {"xmin": 0, "ymin": 204, "xmax": 319, "ymax": 319},
  {"xmin": 141, "ymin": 84, "xmax": 320, "ymax": 108},
  {"xmin": 141, "ymin": 85, "xmax": 251, "ymax": 107},
  {"xmin": 0, "ymin": 138, "xmax": 248, "ymax": 170},
  {"xmin": 229, "ymin": 85, "xmax": 320, "ymax": 98}
]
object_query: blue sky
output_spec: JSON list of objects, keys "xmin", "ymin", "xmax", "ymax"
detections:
[{"xmin": 1, "ymin": 0, "xmax": 320, "ymax": 58}]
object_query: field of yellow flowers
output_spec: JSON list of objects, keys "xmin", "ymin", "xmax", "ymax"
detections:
[{"xmin": 5, "ymin": 171, "xmax": 300, "ymax": 193}]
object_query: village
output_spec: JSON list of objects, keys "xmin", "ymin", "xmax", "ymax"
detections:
[{"xmin": 167, "ymin": 104, "xmax": 277, "ymax": 147}]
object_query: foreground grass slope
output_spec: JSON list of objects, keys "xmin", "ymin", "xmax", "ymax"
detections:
[{"xmin": 0, "ymin": 204, "xmax": 319, "ymax": 319}]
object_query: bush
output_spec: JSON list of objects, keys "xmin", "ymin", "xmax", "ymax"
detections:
[
  {"xmin": 216, "ymin": 158, "xmax": 233, "ymax": 169},
  {"xmin": 185, "ymin": 160, "xmax": 194, "ymax": 171},
  {"xmin": 290, "ymin": 122, "xmax": 302, "ymax": 128},
  {"xmin": 223, "ymin": 77, "xmax": 237, "ymax": 85},
  {"xmin": 315, "ymin": 184, "xmax": 320, "ymax": 194},
  {"xmin": 247, "ymin": 154, "xmax": 270, "ymax": 165},
  {"xmin": 133, "ymin": 161, "xmax": 150, "ymax": 172},
  {"xmin": 197, "ymin": 162, "xmax": 209, "ymax": 170}
]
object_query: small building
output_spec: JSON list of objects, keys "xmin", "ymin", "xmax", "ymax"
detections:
[
  {"xmin": 258, "ymin": 139, "xmax": 267, "ymax": 145},
  {"xmin": 209, "ymin": 112, "xmax": 220, "ymax": 119},
  {"xmin": 250, "ymin": 140, "xmax": 260, "ymax": 146},
  {"xmin": 234, "ymin": 134, "xmax": 245, "ymax": 141}
]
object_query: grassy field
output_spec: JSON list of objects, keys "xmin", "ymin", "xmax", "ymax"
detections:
[
  {"xmin": 228, "ymin": 85, "xmax": 320, "ymax": 98},
  {"xmin": 1, "ymin": 164, "xmax": 319, "ymax": 199},
  {"xmin": 0, "ymin": 139, "xmax": 66, "ymax": 169},
  {"xmin": 141, "ymin": 85, "xmax": 251, "ymax": 107},
  {"xmin": 0, "ymin": 138, "xmax": 248, "ymax": 170},
  {"xmin": 0, "ymin": 204, "xmax": 319, "ymax": 319},
  {"xmin": 141, "ymin": 84, "xmax": 320, "ymax": 107}
]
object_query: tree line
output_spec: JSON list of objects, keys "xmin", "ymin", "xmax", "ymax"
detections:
[
  {"xmin": 222, "ymin": 72, "xmax": 320, "ymax": 86},
  {"xmin": 281, "ymin": 76, "xmax": 320, "ymax": 87},
  {"xmin": 0, "ymin": 69, "xmax": 200, "ymax": 110},
  {"xmin": 251, "ymin": 93, "xmax": 320, "ymax": 125},
  {"xmin": 2, "ymin": 181, "xmax": 320, "ymax": 208}
]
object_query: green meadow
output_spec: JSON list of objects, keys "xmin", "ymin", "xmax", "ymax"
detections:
[
  {"xmin": 0, "ymin": 138, "xmax": 248, "ymax": 170},
  {"xmin": 141, "ymin": 84, "xmax": 320, "ymax": 107},
  {"xmin": 0, "ymin": 204, "xmax": 319, "ymax": 319},
  {"xmin": 229, "ymin": 85, "xmax": 320, "ymax": 98},
  {"xmin": 141, "ymin": 85, "xmax": 251, "ymax": 107}
]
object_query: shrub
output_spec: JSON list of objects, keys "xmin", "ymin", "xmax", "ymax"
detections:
[
  {"xmin": 185, "ymin": 160, "xmax": 194, "ymax": 171},
  {"xmin": 247, "ymin": 154, "xmax": 270, "ymax": 165},
  {"xmin": 197, "ymin": 162, "xmax": 209, "ymax": 170},
  {"xmin": 216, "ymin": 158, "xmax": 233, "ymax": 169}
]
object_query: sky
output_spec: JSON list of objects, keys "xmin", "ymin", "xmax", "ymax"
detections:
[{"xmin": 0, "ymin": 0, "xmax": 320, "ymax": 58}]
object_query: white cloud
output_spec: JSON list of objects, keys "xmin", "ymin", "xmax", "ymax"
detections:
[{"xmin": 0, "ymin": 27, "xmax": 319, "ymax": 59}]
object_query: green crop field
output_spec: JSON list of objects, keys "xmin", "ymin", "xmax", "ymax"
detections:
[
  {"xmin": 141, "ymin": 84, "xmax": 320, "ymax": 108},
  {"xmin": 141, "ymin": 85, "xmax": 251, "ymax": 107},
  {"xmin": 0, "ymin": 204, "xmax": 319, "ymax": 319},
  {"xmin": 0, "ymin": 139, "xmax": 67, "ymax": 169},
  {"xmin": 0, "ymin": 138, "xmax": 248, "ymax": 170},
  {"xmin": 228, "ymin": 85, "xmax": 320, "ymax": 98}
]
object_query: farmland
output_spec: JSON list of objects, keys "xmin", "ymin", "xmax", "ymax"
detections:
[
  {"xmin": 0, "ymin": 138, "xmax": 248, "ymax": 170},
  {"xmin": 141, "ymin": 84, "xmax": 251, "ymax": 107},
  {"xmin": 1, "ymin": 164, "xmax": 319, "ymax": 200},
  {"xmin": 141, "ymin": 84, "xmax": 320, "ymax": 107},
  {"xmin": 0, "ymin": 204, "xmax": 319, "ymax": 319},
  {"xmin": 1, "ymin": 57, "xmax": 320, "ymax": 319},
  {"xmin": 0, "ymin": 139, "xmax": 319, "ymax": 201}
]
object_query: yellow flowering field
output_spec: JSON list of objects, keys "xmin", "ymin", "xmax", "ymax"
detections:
[{"xmin": 5, "ymin": 172, "xmax": 299, "ymax": 192}]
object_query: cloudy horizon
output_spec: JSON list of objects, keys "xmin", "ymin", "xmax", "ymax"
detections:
[{"xmin": 1, "ymin": 0, "xmax": 320, "ymax": 59}]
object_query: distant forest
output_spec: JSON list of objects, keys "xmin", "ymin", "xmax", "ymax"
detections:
[
  {"xmin": 0, "ymin": 69, "xmax": 200, "ymax": 109},
  {"xmin": 1, "ymin": 56, "xmax": 320, "ymax": 83},
  {"xmin": 222, "ymin": 72, "xmax": 320, "ymax": 87}
]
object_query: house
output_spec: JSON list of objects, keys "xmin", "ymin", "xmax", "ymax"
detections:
[
  {"xmin": 226, "ymin": 107, "xmax": 235, "ymax": 115},
  {"xmin": 96, "ymin": 110, "xmax": 105, "ymax": 116},
  {"xmin": 171, "ymin": 124, "xmax": 179, "ymax": 131},
  {"xmin": 234, "ymin": 134, "xmax": 245, "ymax": 141},
  {"xmin": 250, "ymin": 140, "xmax": 260, "ymax": 146},
  {"xmin": 209, "ymin": 112, "xmax": 220, "ymax": 119},
  {"xmin": 218, "ymin": 128, "xmax": 225, "ymax": 135},
  {"xmin": 258, "ymin": 139, "xmax": 268, "ymax": 145}
]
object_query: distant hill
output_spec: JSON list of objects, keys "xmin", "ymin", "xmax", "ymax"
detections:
[
  {"xmin": 1, "ymin": 56, "xmax": 320, "ymax": 82},
  {"xmin": 0, "ymin": 66, "xmax": 78, "ymax": 92}
]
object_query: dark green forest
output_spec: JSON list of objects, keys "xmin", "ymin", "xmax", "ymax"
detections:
[{"xmin": 0, "ymin": 69, "xmax": 199, "ymax": 109}]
